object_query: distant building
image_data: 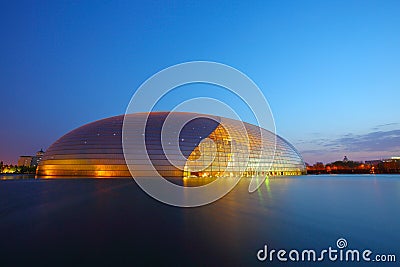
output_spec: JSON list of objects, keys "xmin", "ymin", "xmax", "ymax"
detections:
[
  {"xmin": 343, "ymin": 156, "xmax": 349, "ymax": 163},
  {"xmin": 381, "ymin": 157, "xmax": 399, "ymax": 163},
  {"xmin": 17, "ymin": 149, "xmax": 45, "ymax": 168},
  {"xmin": 365, "ymin": 160, "xmax": 381, "ymax": 166},
  {"xmin": 379, "ymin": 157, "xmax": 400, "ymax": 173},
  {"xmin": 30, "ymin": 149, "xmax": 45, "ymax": 167},
  {"xmin": 18, "ymin": 156, "xmax": 33, "ymax": 167}
]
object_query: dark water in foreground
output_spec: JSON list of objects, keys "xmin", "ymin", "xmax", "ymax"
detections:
[{"xmin": 0, "ymin": 175, "xmax": 399, "ymax": 266}]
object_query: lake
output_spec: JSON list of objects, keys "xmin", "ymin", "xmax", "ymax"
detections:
[{"xmin": 0, "ymin": 174, "xmax": 399, "ymax": 266}]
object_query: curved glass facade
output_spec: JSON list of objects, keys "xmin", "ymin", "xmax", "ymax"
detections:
[{"xmin": 36, "ymin": 112, "xmax": 306, "ymax": 178}]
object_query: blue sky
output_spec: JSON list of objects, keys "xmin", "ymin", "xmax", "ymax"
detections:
[{"xmin": 1, "ymin": 0, "xmax": 399, "ymax": 164}]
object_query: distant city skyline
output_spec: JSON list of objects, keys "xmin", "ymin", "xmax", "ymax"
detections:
[{"xmin": 1, "ymin": 1, "xmax": 399, "ymax": 164}]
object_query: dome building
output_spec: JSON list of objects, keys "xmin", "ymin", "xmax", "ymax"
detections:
[{"xmin": 36, "ymin": 112, "xmax": 306, "ymax": 178}]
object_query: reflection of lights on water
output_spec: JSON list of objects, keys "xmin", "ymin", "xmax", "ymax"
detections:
[
  {"xmin": 256, "ymin": 184, "xmax": 264, "ymax": 202},
  {"xmin": 265, "ymin": 176, "xmax": 271, "ymax": 197}
]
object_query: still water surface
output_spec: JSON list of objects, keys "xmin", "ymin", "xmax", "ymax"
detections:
[{"xmin": 0, "ymin": 174, "xmax": 399, "ymax": 266}]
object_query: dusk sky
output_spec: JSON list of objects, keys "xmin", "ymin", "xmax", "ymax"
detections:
[{"xmin": 1, "ymin": 0, "xmax": 399, "ymax": 164}]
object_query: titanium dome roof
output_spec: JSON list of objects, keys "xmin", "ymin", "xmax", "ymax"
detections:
[{"xmin": 36, "ymin": 112, "xmax": 306, "ymax": 178}]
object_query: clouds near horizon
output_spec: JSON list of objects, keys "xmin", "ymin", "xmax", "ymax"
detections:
[{"xmin": 297, "ymin": 125, "xmax": 400, "ymax": 164}]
